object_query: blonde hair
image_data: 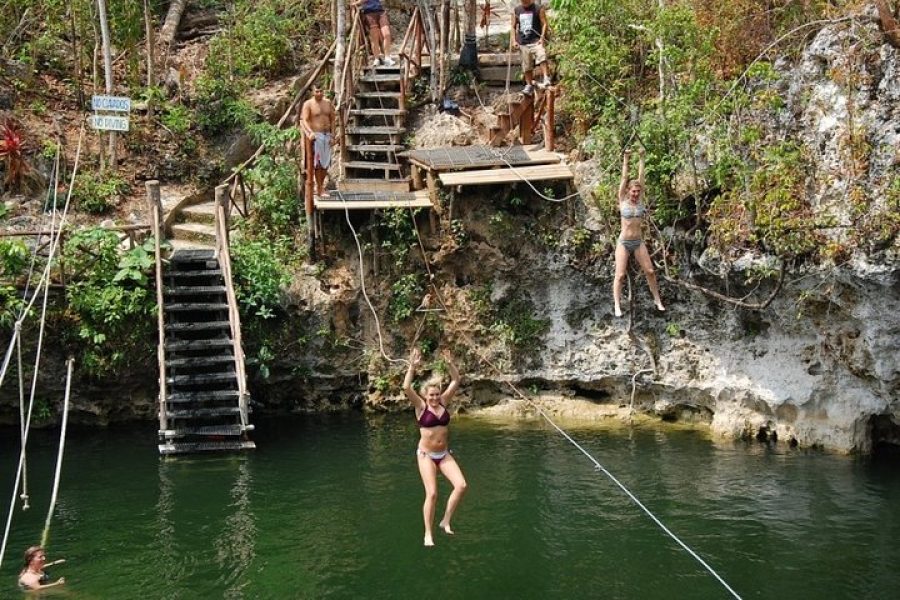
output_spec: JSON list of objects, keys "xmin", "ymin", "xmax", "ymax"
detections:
[{"xmin": 423, "ymin": 377, "xmax": 444, "ymax": 394}]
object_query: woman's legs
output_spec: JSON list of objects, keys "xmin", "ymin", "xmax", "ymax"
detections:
[
  {"xmin": 437, "ymin": 455, "xmax": 467, "ymax": 534},
  {"xmin": 379, "ymin": 12, "xmax": 393, "ymax": 56},
  {"xmin": 417, "ymin": 452, "xmax": 439, "ymax": 546},
  {"xmin": 634, "ymin": 243, "xmax": 665, "ymax": 311},
  {"xmin": 613, "ymin": 242, "xmax": 629, "ymax": 317}
]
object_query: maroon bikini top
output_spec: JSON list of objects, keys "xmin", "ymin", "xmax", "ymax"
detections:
[{"xmin": 417, "ymin": 405, "xmax": 450, "ymax": 428}]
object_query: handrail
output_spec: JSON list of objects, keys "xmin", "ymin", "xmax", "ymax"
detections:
[
  {"xmin": 214, "ymin": 185, "xmax": 250, "ymax": 430},
  {"xmin": 145, "ymin": 180, "xmax": 168, "ymax": 434}
]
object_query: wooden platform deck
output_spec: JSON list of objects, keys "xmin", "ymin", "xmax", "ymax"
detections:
[
  {"xmin": 438, "ymin": 164, "xmax": 574, "ymax": 187},
  {"xmin": 403, "ymin": 145, "xmax": 560, "ymax": 172},
  {"xmin": 315, "ymin": 190, "xmax": 432, "ymax": 211}
]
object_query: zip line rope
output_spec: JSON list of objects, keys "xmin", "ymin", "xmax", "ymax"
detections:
[
  {"xmin": 41, "ymin": 357, "xmax": 74, "ymax": 548},
  {"xmin": 402, "ymin": 212, "xmax": 743, "ymax": 600},
  {"xmin": 0, "ymin": 125, "xmax": 84, "ymax": 571}
]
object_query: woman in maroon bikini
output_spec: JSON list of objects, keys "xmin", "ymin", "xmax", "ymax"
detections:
[{"xmin": 403, "ymin": 348, "xmax": 468, "ymax": 546}]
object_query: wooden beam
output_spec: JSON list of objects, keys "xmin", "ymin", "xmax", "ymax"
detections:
[{"xmin": 438, "ymin": 164, "xmax": 574, "ymax": 186}]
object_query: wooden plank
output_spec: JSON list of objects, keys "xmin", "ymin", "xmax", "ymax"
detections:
[
  {"xmin": 316, "ymin": 194, "xmax": 433, "ymax": 210},
  {"xmin": 438, "ymin": 164, "xmax": 574, "ymax": 186}
]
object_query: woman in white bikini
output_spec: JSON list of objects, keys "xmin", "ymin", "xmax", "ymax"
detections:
[
  {"xmin": 613, "ymin": 147, "xmax": 665, "ymax": 317},
  {"xmin": 403, "ymin": 348, "xmax": 467, "ymax": 547}
]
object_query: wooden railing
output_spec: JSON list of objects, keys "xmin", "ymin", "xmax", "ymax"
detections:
[
  {"xmin": 145, "ymin": 180, "xmax": 168, "ymax": 435},
  {"xmin": 398, "ymin": 5, "xmax": 431, "ymax": 103},
  {"xmin": 214, "ymin": 184, "xmax": 250, "ymax": 431}
]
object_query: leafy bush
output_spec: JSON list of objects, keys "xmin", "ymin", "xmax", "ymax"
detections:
[
  {"xmin": 61, "ymin": 228, "xmax": 155, "ymax": 377},
  {"xmin": 72, "ymin": 171, "xmax": 129, "ymax": 215},
  {"xmin": 389, "ymin": 273, "xmax": 423, "ymax": 323},
  {"xmin": 230, "ymin": 235, "xmax": 291, "ymax": 319}
]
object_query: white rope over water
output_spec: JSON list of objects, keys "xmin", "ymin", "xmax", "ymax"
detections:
[
  {"xmin": 41, "ymin": 357, "xmax": 74, "ymax": 548},
  {"xmin": 0, "ymin": 126, "xmax": 84, "ymax": 570},
  {"xmin": 400, "ymin": 213, "xmax": 743, "ymax": 599}
]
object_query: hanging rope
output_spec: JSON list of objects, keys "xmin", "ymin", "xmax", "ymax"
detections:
[
  {"xmin": 0, "ymin": 126, "xmax": 84, "ymax": 571},
  {"xmin": 16, "ymin": 334, "xmax": 29, "ymax": 511},
  {"xmin": 340, "ymin": 199, "xmax": 409, "ymax": 367},
  {"xmin": 41, "ymin": 357, "xmax": 74, "ymax": 548}
]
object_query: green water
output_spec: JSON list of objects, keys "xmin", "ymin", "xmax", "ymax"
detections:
[{"xmin": 2, "ymin": 413, "xmax": 900, "ymax": 599}]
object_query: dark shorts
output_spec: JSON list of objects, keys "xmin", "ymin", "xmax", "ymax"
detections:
[{"xmin": 363, "ymin": 11, "xmax": 389, "ymax": 30}]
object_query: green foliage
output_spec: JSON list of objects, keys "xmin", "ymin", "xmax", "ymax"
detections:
[
  {"xmin": 490, "ymin": 296, "xmax": 550, "ymax": 356},
  {"xmin": 230, "ymin": 235, "xmax": 291, "ymax": 319},
  {"xmin": 0, "ymin": 239, "xmax": 29, "ymax": 279},
  {"xmin": 389, "ymin": 273, "xmax": 423, "ymax": 323},
  {"xmin": 61, "ymin": 229, "xmax": 155, "ymax": 377},
  {"xmin": 72, "ymin": 171, "xmax": 129, "ymax": 215},
  {"xmin": 161, "ymin": 104, "xmax": 193, "ymax": 135},
  {"xmin": 373, "ymin": 208, "xmax": 421, "ymax": 270},
  {"xmin": 244, "ymin": 154, "xmax": 301, "ymax": 238}
]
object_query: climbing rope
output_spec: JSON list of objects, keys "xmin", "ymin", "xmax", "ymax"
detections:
[
  {"xmin": 340, "ymin": 198, "xmax": 409, "ymax": 367},
  {"xmin": 41, "ymin": 358, "xmax": 74, "ymax": 548},
  {"xmin": 0, "ymin": 126, "xmax": 84, "ymax": 571}
]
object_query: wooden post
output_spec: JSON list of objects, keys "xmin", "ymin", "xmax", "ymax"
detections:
[
  {"xmin": 96, "ymin": 0, "xmax": 116, "ymax": 170},
  {"xmin": 521, "ymin": 95, "xmax": 534, "ymax": 145},
  {"xmin": 304, "ymin": 135, "xmax": 317, "ymax": 259},
  {"xmin": 146, "ymin": 179, "xmax": 167, "ymax": 435},
  {"xmin": 215, "ymin": 184, "xmax": 229, "ymax": 234},
  {"xmin": 544, "ymin": 87, "xmax": 555, "ymax": 152},
  {"xmin": 333, "ymin": 0, "xmax": 346, "ymax": 98}
]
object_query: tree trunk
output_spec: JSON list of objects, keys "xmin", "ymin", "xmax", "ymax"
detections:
[
  {"xmin": 158, "ymin": 0, "xmax": 188, "ymax": 58},
  {"xmin": 143, "ymin": 0, "xmax": 156, "ymax": 118},
  {"xmin": 875, "ymin": 0, "xmax": 900, "ymax": 48},
  {"xmin": 333, "ymin": 0, "xmax": 346, "ymax": 98},
  {"xmin": 96, "ymin": 0, "xmax": 116, "ymax": 169}
]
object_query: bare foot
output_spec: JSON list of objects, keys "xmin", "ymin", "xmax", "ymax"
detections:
[
  {"xmin": 319, "ymin": 191, "xmax": 330, "ymax": 198},
  {"xmin": 439, "ymin": 521, "xmax": 454, "ymax": 535},
  {"xmin": 424, "ymin": 534, "xmax": 435, "ymax": 547},
  {"xmin": 655, "ymin": 302, "xmax": 666, "ymax": 312},
  {"xmin": 614, "ymin": 306, "xmax": 623, "ymax": 318}
]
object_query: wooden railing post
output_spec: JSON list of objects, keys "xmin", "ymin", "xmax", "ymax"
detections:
[
  {"xmin": 146, "ymin": 179, "xmax": 168, "ymax": 435},
  {"xmin": 544, "ymin": 87, "xmax": 556, "ymax": 152},
  {"xmin": 521, "ymin": 95, "xmax": 534, "ymax": 145},
  {"xmin": 304, "ymin": 135, "xmax": 316, "ymax": 260},
  {"xmin": 215, "ymin": 184, "xmax": 230, "ymax": 235}
]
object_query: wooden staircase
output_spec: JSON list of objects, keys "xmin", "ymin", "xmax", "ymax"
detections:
[
  {"xmin": 158, "ymin": 249, "xmax": 255, "ymax": 454},
  {"xmin": 339, "ymin": 62, "xmax": 411, "ymax": 193}
]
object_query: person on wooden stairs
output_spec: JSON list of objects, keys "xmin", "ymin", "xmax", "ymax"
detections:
[
  {"xmin": 299, "ymin": 85, "xmax": 336, "ymax": 198},
  {"xmin": 355, "ymin": 0, "xmax": 396, "ymax": 66},
  {"xmin": 512, "ymin": 0, "xmax": 551, "ymax": 95},
  {"xmin": 404, "ymin": 348, "xmax": 467, "ymax": 547},
  {"xmin": 614, "ymin": 147, "xmax": 665, "ymax": 317},
  {"xmin": 18, "ymin": 546, "xmax": 65, "ymax": 591}
]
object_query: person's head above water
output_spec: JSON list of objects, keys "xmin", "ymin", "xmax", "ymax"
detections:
[{"xmin": 22, "ymin": 546, "xmax": 45, "ymax": 571}]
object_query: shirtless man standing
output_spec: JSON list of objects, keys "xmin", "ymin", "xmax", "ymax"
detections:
[{"xmin": 299, "ymin": 85, "xmax": 336, "ymax": 198}]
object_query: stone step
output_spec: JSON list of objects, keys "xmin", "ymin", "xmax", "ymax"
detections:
[
  {"xmin": 179, "ymin": 202, "xmax": 218, "ymax": 225},
  {"xmin": 343, "ymin": 161, "xmax": 402, "ymax": 171},
  {"xmin": 159, "ymin": 440, "xmax": 256, "ymax": 455},
  {"xmin": 171, "ymin": 222, "xmax": 216, "ymax": 245},
  {"xmin": 169, "ymin": 238, "xmax": 215, "ymax": 252},
  {"xmin": 170, "ymin": 249, "xmax": 215, "ymax": 262},
  {"xmin": 167, "ymin": 390, "xmax": 240, "ymax": 403},
  {"xmin": 166, "ymin": 355, "xmax": 235, "ymax": 369}
]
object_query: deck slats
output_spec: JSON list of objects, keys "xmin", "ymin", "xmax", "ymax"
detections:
[
  {"xmin": 403, "ymin": 145, "xmax": 561, "ymax": 171},
  {"xmin": 438, "ymin": 164, "xmax": 574, "ymax": 186},
  {"xmin": 315, "ymin": 190, "xmax": 432, "ymax": 210}
]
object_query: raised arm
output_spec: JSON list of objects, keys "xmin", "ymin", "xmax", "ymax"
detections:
[
  {"xmin": 440, "ymin": 352, "xmax": 461, "ymax": 403},
  {"xmin": 618, "ymin": 149, "xmax": 631, "ymax": 202},
  {"xmin": 403, "ymin": 348, "xmax": 425, "ymax": 409},
  {"xmin": 539, "ymin": 5, "xmax": 549, "ymax": 44},
  {"xmin": 637, "ymin": 146, "xmax": 645, "ymax": 187}
]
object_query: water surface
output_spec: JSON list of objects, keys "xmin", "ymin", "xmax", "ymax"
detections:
[{"xmin": 2, "ymin": 413, "xmax": 899, "ymax": 598}]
